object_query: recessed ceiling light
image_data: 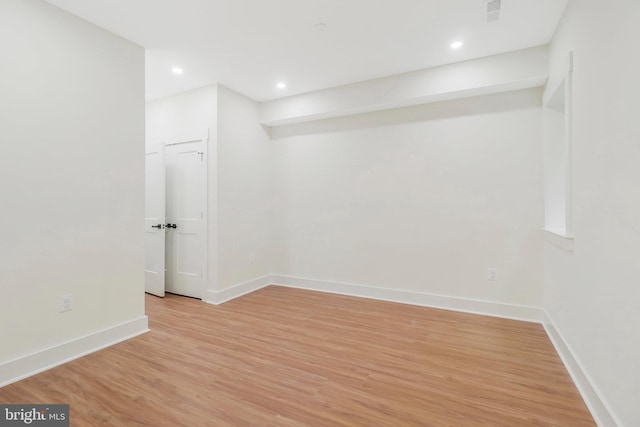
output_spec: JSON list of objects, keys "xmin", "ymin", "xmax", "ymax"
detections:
[
  {"xmin": 450, "ymin": 41, "xmax": 463, "ymax": 50},
  {"xmin": 276, "ymin": 82, "xmax": 287, "ymax": 89},
  {"xmin": 171, "ymin": 67, "xmax": 183, "ymax": 75},
  {"xmin": 315, "ymin": 23, "xmax": 328, "ymax": 31}
]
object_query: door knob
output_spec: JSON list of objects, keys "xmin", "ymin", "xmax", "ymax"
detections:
[
  {"xmin": 166, "ymin": 223, "xmax": 177, "ymax": 229},
  {"xmin": 151, "ymin": 224, "xmax": 164, "ymax": 229}
]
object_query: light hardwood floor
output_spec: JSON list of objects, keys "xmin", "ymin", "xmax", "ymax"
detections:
[{"xmin": 0, "ymin": 286, "xmax": 595, "ymax": 426}]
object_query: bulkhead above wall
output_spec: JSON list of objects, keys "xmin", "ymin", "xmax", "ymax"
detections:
[{"xmin": 259, "ymin": 45, "xmax": 549, "ymax": 127}]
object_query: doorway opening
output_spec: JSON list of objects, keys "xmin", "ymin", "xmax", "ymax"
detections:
[{"xmin": 144, "ymin": 129, "xmax": 209, "ymax": 299}]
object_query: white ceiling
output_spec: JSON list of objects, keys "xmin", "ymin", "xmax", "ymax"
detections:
[{"xmin": 46, "ymin": 0, "xmax": 568, "ymax": 102}]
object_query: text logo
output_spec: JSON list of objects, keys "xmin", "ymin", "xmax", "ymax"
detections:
[{"xmin": 0, "ymin": 405, "xmax": 68, "ymax": 426}]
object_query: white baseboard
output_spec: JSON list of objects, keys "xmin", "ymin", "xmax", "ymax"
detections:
[
  {"xmin": 270, "ymin": 275, "xmax": 542, "ymax": 323},
  {"xmin": 204, "ymin": 275, "xmax": 272, "ymax": 305},
  {"xmin": 542, "ymin": 311, "xmax": 621, "ymax": 427},
  {"xmin": 0, "ymin": 316, "xmax": 149, "ymax": 388}
]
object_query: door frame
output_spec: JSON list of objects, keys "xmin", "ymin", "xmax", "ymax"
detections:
[{"xmin": 164, "ymin": 128, "xmax": 209, "ymax": 300}]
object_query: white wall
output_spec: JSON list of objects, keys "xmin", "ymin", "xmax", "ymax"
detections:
[
  {"xmin": 0, "ymin": 0, "xmax": 145, "ymax": 363},
  {"xmin": 544, "ymin": 1, "xmax": 640, "ymax": 425},
  {"xmin": 271, "ymin": 88, "xmax": 543, "ymax": 308},
  {"xmin": 146, "ymin": 85, "xmax": 219, "ymax": 293},
  {"xmin": 216, "ymin": 86, "xmax": 274, "ymax": 289}
]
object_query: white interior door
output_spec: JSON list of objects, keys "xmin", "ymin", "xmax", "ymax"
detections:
[
  {"xmin": 165, "ymin": 131, "xmax": 207, "ymax": 299},
  {"xmin": 144, "ymin": 145, "xmax": 166, "ymax": 297}
]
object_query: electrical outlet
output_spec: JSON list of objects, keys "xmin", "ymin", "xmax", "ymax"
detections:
[
  {"xmin": 59, "ymin": 294, "xmax": 73, "ymax": 312},
  {"xmin": 487, "ymin": 268, "xmax": 498, "ymax": 281}
]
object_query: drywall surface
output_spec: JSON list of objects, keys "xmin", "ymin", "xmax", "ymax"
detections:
[
  {"xmin": 0, "ymin": 0, "xmax": 145, "ymax": 362},
  {"xmin": 271, "ymin": 88, "xmax": 544, "ymax": 308},
  {"xmin": 544, "ymin": 0, "xmax": 640, "ymax": 425},
  {"xmin": 260, "ymin": 46, "xmax": 548, "ymax": 126},
  {"xmin": 216, "ymin": 86, "xmax": 275, "ymax": 289}
]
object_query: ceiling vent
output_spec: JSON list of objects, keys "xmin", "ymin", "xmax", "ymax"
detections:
[{"xmin": 484, "ymin": 0, "xmax": 501, "ymax": 23}]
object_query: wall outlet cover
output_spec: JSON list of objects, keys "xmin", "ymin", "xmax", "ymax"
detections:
[{"xmin": 59, "ymin": 294, "xmax": 74, "ymax": 312}]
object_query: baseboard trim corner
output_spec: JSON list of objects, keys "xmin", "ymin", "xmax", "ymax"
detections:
[
  {"xmin": 0, "ymin": 316, "xmax": 149, "ymax": 388},
  {"xmin": 542, "ymin": 311, "xmax": 621, "ymax": 427},
  {"xmin": 204, "ymin": 275, "xmax": 273, "ymax": 305},
  {"xmin": 270, "ymin": 275, "xmax": 542, "ymax": 323}
]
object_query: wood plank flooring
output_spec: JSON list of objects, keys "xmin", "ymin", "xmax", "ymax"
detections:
[{"xmin": 0, "ymin": 286, "xmax": 595, "ymax": 426}]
